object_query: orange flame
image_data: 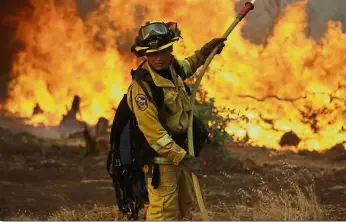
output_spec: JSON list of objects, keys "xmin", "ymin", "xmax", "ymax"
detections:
[{"xmin": 3, "ymin": 0, "xmax": 346, "ymax": 151}]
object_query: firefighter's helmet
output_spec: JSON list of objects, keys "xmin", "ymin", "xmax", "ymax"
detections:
[{"xmin": 131, "ymin": 21, "xmax": 182, "ymax": 57}]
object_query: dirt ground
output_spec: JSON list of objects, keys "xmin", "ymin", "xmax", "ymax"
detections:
[{"xmin": 1, "ymin": 126, "xmax": 346, "ymax": 220}]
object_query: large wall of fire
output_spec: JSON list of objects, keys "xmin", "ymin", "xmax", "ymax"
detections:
[{"xmin": 0, "ymin": 0, "xmax": 345, "ymax": 151}]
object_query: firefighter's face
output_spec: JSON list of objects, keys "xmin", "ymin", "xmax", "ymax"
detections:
[{"xmin": 146, "ymin": 46, "xmax": 173, "ymax": 71}]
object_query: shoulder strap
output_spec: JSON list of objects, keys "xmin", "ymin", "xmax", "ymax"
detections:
[
  {"xmin": 172, "ymin": 59, "xmax": 192, "ymax": 96},
  {"xmin": 133, "ymin": 67, "xmax": 164, "ymax": 109},
  {"xmin": 130, "ymin": 61, "xmax": 163, "ymax": 108},
  {"xmin": 130, "ymin": 60, "xmax": 146, "ymax": 79},
  {"xmin": 131, "ymin": 65, "xmax": 167, "ymax": 129}
]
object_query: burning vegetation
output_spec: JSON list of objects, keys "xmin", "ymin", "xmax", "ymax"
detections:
[{"xmin": 0, "ymin": 0, "xmax": 345, "ymax": 152}]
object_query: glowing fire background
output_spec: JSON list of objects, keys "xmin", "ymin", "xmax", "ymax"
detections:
[{"xmin": 0, "ymin": 0, "xmax": 345, "ymax": 151}]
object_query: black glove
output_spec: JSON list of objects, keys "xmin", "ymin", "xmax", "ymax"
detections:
[
  {"xmin": 196, "ymin": 37, "xmax": 227, "ymax": 62},
  {"xmin": 180, "ymin": 154, "xmax": 202, "ymax": 176}
]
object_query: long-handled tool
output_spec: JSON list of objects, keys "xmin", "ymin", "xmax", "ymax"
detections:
[{"xmin": 187, "ymin": 1, "xmax": 257, "ymax": 220}]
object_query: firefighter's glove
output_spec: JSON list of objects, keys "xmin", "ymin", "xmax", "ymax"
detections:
[
  {"xmin": 196, "ymin": 37, "xmax": 226, "ymax": 63},
  {"xmin": 181, "ymin": 154, "xmax": 202, "ymax": 176}
]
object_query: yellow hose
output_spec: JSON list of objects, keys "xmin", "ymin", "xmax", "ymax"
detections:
[{"xmin": 187, "ymin": 17, "xmax": 246, "ymax": 222}]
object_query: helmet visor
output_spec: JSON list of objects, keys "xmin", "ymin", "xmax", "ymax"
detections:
[{"xmin": 139, "ymin": 22, "xmax": 169, "ymax": 41}]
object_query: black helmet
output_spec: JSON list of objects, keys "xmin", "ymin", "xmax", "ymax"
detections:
[{"xmin": 131, "ymin": 21, "xmax": 182, "ymax": 57}]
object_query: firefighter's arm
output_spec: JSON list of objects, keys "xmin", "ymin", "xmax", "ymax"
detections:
[
  {"xmin": 127, "ymin": 82, "xmax": 187, "ymax": 165},
  {"xmin": 175, "ymin": 38, "xmax": 227, "ymax": 80},
  {"xmin": 174, "ymin": 55, "xmax": 201, "ymax": 80}
]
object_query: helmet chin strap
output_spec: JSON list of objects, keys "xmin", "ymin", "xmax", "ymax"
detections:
[{"xmin": 168, "ymin": 54, "xmax": 174, "ymax": 65}]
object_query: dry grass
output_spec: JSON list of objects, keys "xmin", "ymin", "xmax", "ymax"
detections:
[
  {"xmin": 323, "ymin": 204, "xmax": 346, "ymax": 220},
  {"xmin": 209, "ymin": 183, "xmax": 324, "ymax": 221},
  {"xmin": 46, "ymin": 205, "xmax": 120, "ymax": 221},
  {"xmin": 2, "ymin": 205, "xmax": 120, "ymax": 221},
  {"xmin": 206, "ymin": 160, "xmax": 326, "ymax": 221},
  {"xmin": 252, "ymin": 184, "xmax": 323, "ymax": 220},
  {"xmin": 249, "ymin": 163, "xmax": 324, "ymax": 220},
  {"xmin": 0, "ymin": 184, "xmax": 332, "ymax": 221},
  {"xmin": 2, "ymin": 211, "xmax": 39, "ymax": 221},
  {"xmin": 46, "ymin": 204, "xmax": 148, "ymax": 221},
  {"xmin": 2, "ymin": 176, "xmax": 326, "ymax": 221}
]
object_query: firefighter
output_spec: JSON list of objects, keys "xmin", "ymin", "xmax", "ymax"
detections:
[{"xmin": 128, "ymin": 21, "xmax": 226, "ymax": 220}]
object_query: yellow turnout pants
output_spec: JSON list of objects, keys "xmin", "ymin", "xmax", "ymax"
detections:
[{"xmin": 146, "ymin": 164, "xmax": 195, "ymax": 221}]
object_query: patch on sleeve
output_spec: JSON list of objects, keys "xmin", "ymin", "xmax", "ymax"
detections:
[{"xmin": 135, "ymin": 94, "xmax": 148, "ymax": 111}]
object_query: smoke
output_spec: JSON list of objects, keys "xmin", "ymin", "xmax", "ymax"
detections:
[
  {"xmin": 74, "ymin": 0, "xmax": 102, "ymax": 20},
  {"xmin": 239, "ymin": 0, "xmax": 346, "ymax": 43},
  {"xmin": 0, "ymin": 1, "xmax": 31, "ymax": 103},
  {"xmin": 306, "ymin": 0, "xmax": 346, "ymax": 38}
]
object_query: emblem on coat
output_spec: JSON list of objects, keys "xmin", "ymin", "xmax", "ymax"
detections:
[{"xmin": 135, "ymin": 94, "xmax": 148, "ymax": 111}]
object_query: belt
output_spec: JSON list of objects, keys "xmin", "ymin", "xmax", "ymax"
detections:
[{"xmin": 153, "ymin": 157, "xmax": 173, "ymax": 165}]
